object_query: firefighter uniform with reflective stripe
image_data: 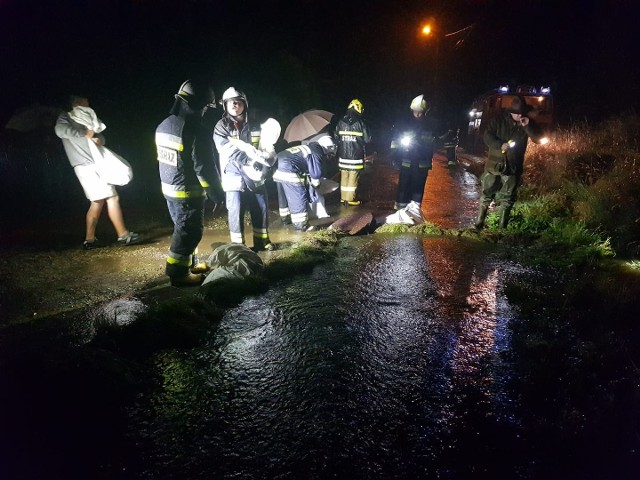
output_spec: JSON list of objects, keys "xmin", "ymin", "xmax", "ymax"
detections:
[
  {"xmin": 273, "ymin": 143, "xmax": 324, "ymax": 230},
  {"xmin": 390, "ymin": 115, "xmax": 438, "ymax": 209},
  {"xmin": 335, "ymin": 110, "xmax": 371, "ymax": 203},
  {"xmin": 156, "ymin": 109, "xmax": 222, "ymax": 279},
  {"xmin": 213, "ymin": 115, "xmax": 271, "ymax": 248}
]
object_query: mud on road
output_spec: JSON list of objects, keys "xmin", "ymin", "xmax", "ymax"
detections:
[{"xmin": 1, "ymin": 151, "xmax": 426, "ymax": 326}]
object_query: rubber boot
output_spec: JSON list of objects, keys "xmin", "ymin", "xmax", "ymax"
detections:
[
  {"xmin": 499, "ymin": 207, "xmax": 511, "ymax": 229},
  {"xmin": 474, "ymin": 205, "xmax": 488, "ymax": 230}
]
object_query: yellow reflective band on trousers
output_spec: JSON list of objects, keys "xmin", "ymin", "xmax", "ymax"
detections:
[
  {"xmin": 161, "ymin": 183, "xmax": 205, "ymax": 199},
  {"xmin": 401, "ymin": 160, "xmax": 430, "ymax": 169},
  {"xmin": 338, "ymin": 130, "xmax": 364, "ymax": 136},
  {"xmin": 167, "ymin": 251, "xmax": 192, "ymax": 267},
  {"xmin": 155, "ymin": 132, "xmax": 184, "ymax": 151},
  {"xmin": 253, "ymin": 227, "xmax": 269, "ymax": 239}
]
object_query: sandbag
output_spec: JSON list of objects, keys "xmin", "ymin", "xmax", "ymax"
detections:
[{"xmin": 203, "ymin": 243, "xmax": 264, "ymax": 285}]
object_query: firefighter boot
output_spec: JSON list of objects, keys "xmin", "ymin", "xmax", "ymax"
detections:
[
  {"xmin": 499, "ymin": 207, "xmax": 512, "ymax": 229},
  {"xmin": 474, "ymin": 206, "xmax": 488, "ymax": 230}
]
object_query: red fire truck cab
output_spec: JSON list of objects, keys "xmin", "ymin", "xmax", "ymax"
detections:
[{"xmin": 465, "ymin": 85, "xmax": 554, "ymax": 153}]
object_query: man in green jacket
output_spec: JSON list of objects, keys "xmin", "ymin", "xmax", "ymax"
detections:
[{"xmin": 474, "ymin": 95, "xmax": 543, "ymax": 229}]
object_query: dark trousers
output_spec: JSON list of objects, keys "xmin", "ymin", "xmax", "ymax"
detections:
[
  {"xmin": 478, "ymin": 172, "xmax": 521, "ymax": 209},
  {"xmin": 166, "ymin": 198, "xmax": 204, "ymax": 278},
  {"xmin": 396, "ymin": 163, "xmax": 430, "ymax": 206},
  {"xmin": 226, "ymin": 187, "xmax": 269, "ymax": 245}
]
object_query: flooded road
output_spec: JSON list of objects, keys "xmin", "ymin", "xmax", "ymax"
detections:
[
  {"xmin": 130, "ymin": 234, "xmax": 524, "ymax": 478},
  {"xmin": 1, "ymin": 154, "xmax": 639, "ymax": 479}
]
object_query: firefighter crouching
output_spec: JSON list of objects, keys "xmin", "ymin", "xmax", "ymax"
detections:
[
  {"xmin": 390, "ymin": 94, "xmax": 439, "ymax": 210},
  {"xmin": 273, "ymin": 134, "xmax": 336, "ymax": 231},
  {"xmin": 155, "ymin": 80, "xmax": 224, "ymax": 287}
]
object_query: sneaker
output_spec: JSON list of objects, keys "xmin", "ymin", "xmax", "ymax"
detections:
[
  {"xmin": 170, "ymin": 273, "xmax": 205, "ymax": 287},
  {"xmin": 117, "ymin": 231, "xmax": 142, "ymax": 246},
  {"xmin": 83, "ymin": 238, "xmax": 102, "ymax": 250}
]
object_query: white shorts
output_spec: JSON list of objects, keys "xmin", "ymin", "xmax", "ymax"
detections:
[{"xmin": 73, "ymin": 164, "xmax": 117, "ymax": 201}]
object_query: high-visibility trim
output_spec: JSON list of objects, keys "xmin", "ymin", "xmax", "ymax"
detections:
[
  {"xmin": 273, "ymin": 170, "xmax": 305, "ymax": 183},
  {"xmin": 279, "ymin": 207, "xmax": 291, "ymax": 216},
  {"xmin": 338, "ymin": 130, "xmax": 364, "ymax": 136},
  {"xmin": 285, "ymin": 145, "xmax": 312, "ymax": 156},
  {"xmin": 341, "ymin": 185, "xmax": 357, "ymax": 192},
  {"xmin": 399, "ymin": 160, "xmax": 430, "ymax": 168},
  {"xmin": 252, "ymin": 227, "xmax": 269, "ymax": 239},
  {"xmin": 197, "ymin": 176, "xmax": 210, "ymax": 188},
  {"xmin": 230, "ymin": 232, "xmax": 244, "ymax": 244},
  {"xmin": 251, "ymin": 130, "xmax": 260, "ymax": 147},
  {"xmin": 167, "ymin": 251, "xmax": 192, "ymax": 267},
  {"xmin": 338, "ymin": 158, "xmax": 364, "ymax": 170},
  {"xmin": 155, "ymin": 132, "xmax": 184, "ymax": 151},
  {"xmin": 291, "ymin": 211, "xmax": 308, "ymax": 223},
  {"xmin": 219, "ymin": 142, "xmax": 238, "ymax": 156},
  {"xmin": 338, "ymin": 158, "xmax": 364, "ymax": 165},
  {"xmin": 161, "ymin": 183, "xmax": 205, "ymax": 199}
]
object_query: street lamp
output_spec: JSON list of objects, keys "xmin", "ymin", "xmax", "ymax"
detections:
[
  {"xmin": 418, "ymin": 19, "xmax": 440, "ymax": 107},
  {"xmin": 417, "ymin": 19, "xmax": 474, "ymax": 110}
]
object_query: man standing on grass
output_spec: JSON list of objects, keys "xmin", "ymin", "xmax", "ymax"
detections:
[{"xmin": 474, "ymin": 94, "xmax": 544, "ymax": 229}]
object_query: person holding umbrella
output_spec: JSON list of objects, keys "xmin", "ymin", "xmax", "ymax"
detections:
[{"xmin": 214, "ymin": 87, "xmax": 276, "ymax": 251}]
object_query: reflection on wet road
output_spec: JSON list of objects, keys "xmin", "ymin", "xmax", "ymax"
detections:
[{"xmin": 135, "ymin": 234, "xmax": 531, "ymax": 478}]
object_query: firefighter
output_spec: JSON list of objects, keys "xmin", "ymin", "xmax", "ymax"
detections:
[
  {"xmin": 335, "ymin": 99, "xmax": 371, "ymax": 206},
  {"xmin": 444, "ymin": 128, "xmax": 459, "ymax": 166},
  {"xmin": 474, "ymin": 94, "xmax": 543, "ymax": 229},
  {"xmin": 389, "ymin": 94, "xmax": 440, "ymax": 210},
  {"xmin": 155, "ymin": 80, "xmax": 224, "ymax": 286},
  {"xmin": 274, "ymin": 134, "xmax": 336, "ymax": 231},
  {"xmin": 214, "ymin": 87, "xmax": 276, "ymax": 251}
]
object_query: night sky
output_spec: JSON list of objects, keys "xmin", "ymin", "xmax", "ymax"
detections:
[{"xmin": 1, "ymin": 0, "xmax": 638, "ymax": 135}]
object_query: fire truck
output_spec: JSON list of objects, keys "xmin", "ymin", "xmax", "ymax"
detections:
[{"xmin": 465, "ymin": 85, "xmax": 554, "ymax": 153}]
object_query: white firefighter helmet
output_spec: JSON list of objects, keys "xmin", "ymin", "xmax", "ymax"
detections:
[
  {"xmin": 410, "ymin": 94, "xmax": 429, "ymax": 113},
  {"xmin": 316, "ymin": 134, "xmax": 337, "ymax": 156},
  {"xmin": 221, "ymin": 87, "xmax": 248, "ymax": 111},
  {"xmin": 176, "ymin": 80, "xmax": 215, "ymax": 108}
]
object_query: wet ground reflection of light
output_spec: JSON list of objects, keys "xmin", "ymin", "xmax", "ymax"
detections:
[{"xmin": 137, "ymin": 235, "xmax": 529, "ymax": 477}]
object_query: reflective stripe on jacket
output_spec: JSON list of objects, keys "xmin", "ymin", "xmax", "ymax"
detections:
[
  {"xmin": 335, "ymin": 111, "xmax": 370, "ymax": 167},
  {"xmin": 155, "ymin": 114, "xmax": 221, "ymax": 201},
  {"xmin": 213, "ymin": 115, "xmax": 263, "ymax": 191}
]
